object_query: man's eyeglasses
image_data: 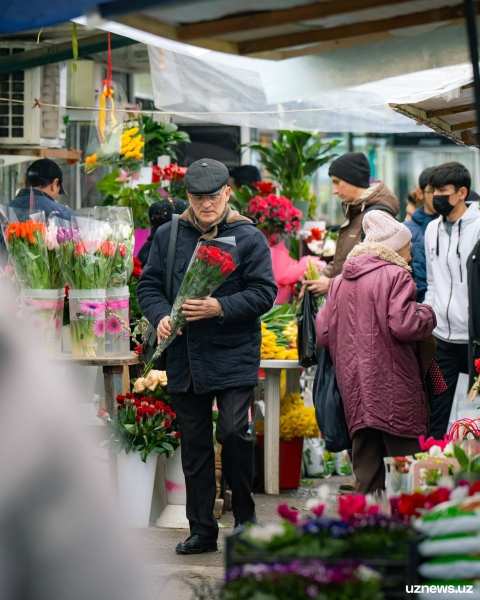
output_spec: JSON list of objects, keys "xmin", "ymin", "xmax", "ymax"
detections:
[{"xmin": 188, "ymin": 188, "xmax": 225, "ymax": 205}]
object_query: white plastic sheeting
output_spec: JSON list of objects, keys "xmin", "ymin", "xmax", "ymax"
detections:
[{"xmin": 88, "ymin": 19, "xmax": 474, "ymax": 132}]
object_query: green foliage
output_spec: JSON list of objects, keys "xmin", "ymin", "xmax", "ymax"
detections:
[
  {"xmin": 143, "ymin": 115, "xmax": 190, "ymax": 164},
  {"xmin": 229, "ymin": 185, "xmax": 256, "ymax": 214},
  {"xmin": 244, "ymin": 131, "xmax": 340, "ymax": 218},
  {"xmin": 97, "ymin": 169, "xmax": 164, "ymax": 229},
  {"xmin": 453, "ymin": 443, "xmax": 480, "ymax": 473}
]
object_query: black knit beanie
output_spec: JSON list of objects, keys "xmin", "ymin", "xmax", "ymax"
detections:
[{"xmin": 328, "ymin": 152, "xmax": 371, "ymax": 188}]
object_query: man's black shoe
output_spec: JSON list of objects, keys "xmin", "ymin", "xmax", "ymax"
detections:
[
  {"xmin": 175, "ymin": 534, "xmax": 218, "ymax": 555},
  {"xmin": 233, "ymin": 511, "xmax": 257, "ymax": 533}
]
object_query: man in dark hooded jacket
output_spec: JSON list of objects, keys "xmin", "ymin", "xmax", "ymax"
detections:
[
  {"xmin": 405, "ymin": 167, "xmax": 437, "ymax": 302},
  {"xmin": 137, "ymin": 159, "xmax": 276, "ymax": 555}
]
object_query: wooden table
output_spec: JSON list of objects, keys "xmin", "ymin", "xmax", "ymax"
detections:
[
  {"xmin": 49, "ymin": 353, "xmax": 140, "ymax": 490},
  {"xmin": 260, "ymin": 359, "xmax": 302, "ymax": 495}
]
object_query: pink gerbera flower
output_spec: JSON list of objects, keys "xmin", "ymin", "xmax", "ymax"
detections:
[
  {"xmin": 106, "ymin": 315, "xmax": 122, "ymax": 335},
  {"xmin": 27, "ymin": 315, "xmax": 46, "ymax": 333},
  {"xmin": 93, "ymin": 318, "xmax": 105, "ymax": 337},
  {"xmin": 78, "ymin": 300, "xmax": 104, "ymax": 316}
]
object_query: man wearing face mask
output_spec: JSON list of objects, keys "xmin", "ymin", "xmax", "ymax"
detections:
[{"xmin": 424, "ymin": 162, "xmax": 480, "ymax": 438}]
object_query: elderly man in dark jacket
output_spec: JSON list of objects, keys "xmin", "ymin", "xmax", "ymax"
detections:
[{"xmin": 137, "ymin": 159, "xmax": 277, "ymax": 555}]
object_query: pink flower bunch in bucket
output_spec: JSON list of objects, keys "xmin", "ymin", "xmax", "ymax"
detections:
[{"xmin": 246, "ymin": 194, "xmax": 302, "ymax": 236}]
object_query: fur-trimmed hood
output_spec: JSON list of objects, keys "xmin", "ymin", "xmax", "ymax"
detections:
[{"xmin": 343, "ymin": 241, "xmax": 411, "ymax": 281}]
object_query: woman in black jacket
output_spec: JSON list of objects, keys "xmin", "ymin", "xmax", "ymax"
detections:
[{"xmin": 137, "ymin": 198, "xmax": 189, "ymax": 267}]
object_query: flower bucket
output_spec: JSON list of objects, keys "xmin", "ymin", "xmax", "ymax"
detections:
[
  {"xmin": 117, "ymin": 449, "xmax": 158, "ymax": 528},
  {"xmin": 105, "ymin": 286, "xmax": 130, "ymax": 356},
  {"xmin": 256, "ymin": 435, "xmax": 304, "ymax": 489},
  {"xmin": 156, "ymin": 447, "xmax": 189, "ymax": 529},
  {"xmin": 20, "ymin": 288, "xmax": 64, "ymax": 357},
  {"xmin": 68, "ymin": 289, "xmax": 106, "ymax": 358},
  {"xmin": 165, "ymin": 446, "xmax": 186, "ymax": 505}
]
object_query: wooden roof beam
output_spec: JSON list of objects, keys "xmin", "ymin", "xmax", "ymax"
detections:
[
  {"xmin": 176, "ymin": 0, "xmax": 414, "ymax": 41},
  {"xmin": 115, "ymin": 14, "xmax": 239, "ymax": 54},
  {"xmin": 238, "ymin": 3, "xmax": 469, "ymax": 55},
  {"xmin": 426, "ymin": 103, "xmax": 476, "ymax": 118},
  {"xmin": 451, "ymin": 120, "xmax": 477, "ymax": 131}
]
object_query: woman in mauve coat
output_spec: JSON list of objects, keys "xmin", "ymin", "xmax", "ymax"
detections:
[{"xmin": 316, "ymin": 210, "xmax": 436, "ymax": 494}]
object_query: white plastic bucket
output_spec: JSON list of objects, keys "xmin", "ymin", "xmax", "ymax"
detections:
[
  {"xmin": 68, "ymin": 289, "xmax": 106, "ymax": 358},
  {"xmin": 105, "ymin": 286, "xmax": 130, "ymax": 356},
  {"xmin": 117, "ymin": 450, "xmax": 158, "ymax": 528},
  {"xmin": 20, "ymin": 288, "xmax": 64, "ymax": 357}
]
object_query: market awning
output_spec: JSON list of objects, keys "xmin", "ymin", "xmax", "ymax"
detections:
[{"xmin": 390, "ymin": 70, "xmax": 479, "ymax": 147}]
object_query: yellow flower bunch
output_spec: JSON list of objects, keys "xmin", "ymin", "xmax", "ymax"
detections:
[
  {"xmin": 256, "ymin": 392, "xmax": 319, "ymax": 441},
  {"xmin": 120, "ymin": 126, "xmax": 144, "ymax": 160},
  {"xmin": 85, "ymin": 153, "xmax": 98, "ymax": 164},
  {"xmin": 282, "ymin": 319, "xmax": 297, "ymax": 343},
  {"xmin": 261, "ymin": 322, "xmax": 298, "ymax": 360}
]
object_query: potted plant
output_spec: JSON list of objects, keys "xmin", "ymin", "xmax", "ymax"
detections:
[
  {"xmin": 98, "ymin": 370, "xmax": 180, "ymax": 527},
  {"xmin": 244, "ymin": 131, "xmax": 339, "ymax": 220}
]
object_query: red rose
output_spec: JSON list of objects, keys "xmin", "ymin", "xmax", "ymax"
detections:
[
  {"xmin": 220, "ymin": 260, "xmax": 235, "ymax": 277},
  {"xmin": 134, "ymin": 344, "xmax": 142, "ymax": 356},
  {"xmin": 97, "ymin": 409, "xmax": 109, "ymax": 421},
  {"xmin": 475, "ymin": 358, "xmax": 480, "ymax": 374},
  {"xmin": 134, "ymin": 257, "xmax": 142, "ymax": 268},
  {"xmin": 126, "ymin": 392, "xmax": 134, "ymax": 399},
  {"xmin": 205, "ymin": 246, "xmax": 224, "ymax": 266},
  {"xmin": 170, "ymin": 412, "xmax": 176, "ymax": 420},
  {"xmin": 147, "ymin": 406, "xmax": 157, "ymax": 416},
  {"xmin": 164, "ymin": 420, "xmax": 171, "ymax": 428},
  {"xmin": 135, "ymin": 415, "xmax": 142, "ymax": 422},
  {"xmin": 174, "ymin": 431, "xmax": 180, "ymax": 439},
  {"xmin": 196, "ymin": 246, "xmax": 209, "ymax": 262},
  {"xmin": 117, "ymin": 395, "xmax": 126, "ymax": 404},
  {"xmin": 132, "ymin": 266, "xmax": 142, "ymax": 278}
]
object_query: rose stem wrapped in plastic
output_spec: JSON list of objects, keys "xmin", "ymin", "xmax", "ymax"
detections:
[
  {"xmin": 143, "ymin": 239, "xmax": 238, "ymax": 376},
  {"xmin": 3, "ymin": 209, "xmax": 50, "ymax": 289}
]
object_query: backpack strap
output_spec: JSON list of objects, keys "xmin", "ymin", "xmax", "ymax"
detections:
[
  {"xmin": 361, "ymin": 204, "xmax": 396, "ymax": 241},
  {"xmin": 165, "ymin": 214, "xmax": 179, "ymax": 304}
]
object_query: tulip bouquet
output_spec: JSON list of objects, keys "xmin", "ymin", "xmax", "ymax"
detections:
[
  {"xmin": 55, "ymin": 217, "xmax": 116, "ymax": 289},
  {"xmin": 98, "ymin": 372, "xmax": 180, "ymax": 463},
  {"xmin": 3, "ymin": 210, "xmax": 50, "ymax": 289},
  {"xmin": 143, "ymin": 240, "xmax": 238, "ymax": 375},
  {"xmin": 45, "ymin": 220, "xmax": 65, "ymax": 289}
]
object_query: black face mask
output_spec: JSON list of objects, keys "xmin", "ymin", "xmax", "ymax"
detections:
[{"xmin": 433, "ymin": 194, "xmax": 456, "ymax": 217}]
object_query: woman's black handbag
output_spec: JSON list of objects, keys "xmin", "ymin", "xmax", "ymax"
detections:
[
  {"xmin": 313, "ymin": 348, "xmax": 351, "ymax": 452},
  {"xmin": 297, "ymin": 289, "xmax": 319, "ymax": 368},
  {"xmin": 140, "ymin": 214, "xmax": 179, "ymax": 368}
]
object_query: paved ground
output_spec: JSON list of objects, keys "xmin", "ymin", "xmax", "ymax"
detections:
[{"xmin": 135, "ymin": 475, "xmax": 350, "ymax": 600}]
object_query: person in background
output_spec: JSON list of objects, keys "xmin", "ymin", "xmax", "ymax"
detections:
[
  {"xmin": 405, "ymin": 189, "xmax": 422, "ymax": 221},
  {"xmin": 137, "ymin": 198, "xmax": 189, "ymax": 268},
  {"xmin": 316, "ymin": 211, "xmax": 436, "ymax": 494},
  {"xmin": 303, "ymin": 152, "xmax": 399, "ymax": 298},
  {"xmin": 405, "ymin": 167, "xmax": 437, "ymax": 303},
  {"xmin": 424, "ymin": 162, "xmax": 480, "ymax": 438},
  {"xmin": 228, "ymin": 165, "xmax": 262, "ymax": 191},
  {"xmin": 9, "ymin": 158, "xmax": 75, "ymax": 220}
]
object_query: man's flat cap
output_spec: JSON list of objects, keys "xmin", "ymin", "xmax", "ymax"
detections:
[{"xmin": 184, "ymin": 158, "xmax": 229, "ymax": 195}]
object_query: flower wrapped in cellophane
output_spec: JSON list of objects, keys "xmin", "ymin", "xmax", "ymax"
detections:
[
  {"xmin": 45, "ymin": 219, "xmax": 65, "ymax": 289},
  {"xmin": 2, "ymin": 209, "xmax": 50, "ymax": 289},
  {"xmin": 55, "ymin": 216, "xmax": 117, "ymax": 289},
  {"xmin": 83, "ymin": 81, "xmax": 144, "ymax": 173},
  {"xmin": 143, "ymin": 238, "xmax": 238, "ymax": 375},
  {"xmin": 94, "ymin": 206, "xmax": 134, "ymax": 288}
]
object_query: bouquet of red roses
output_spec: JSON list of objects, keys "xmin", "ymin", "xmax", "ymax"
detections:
[{"xmin": 143, "ymin": 239, "xmax": 238, "ymax": 375}]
